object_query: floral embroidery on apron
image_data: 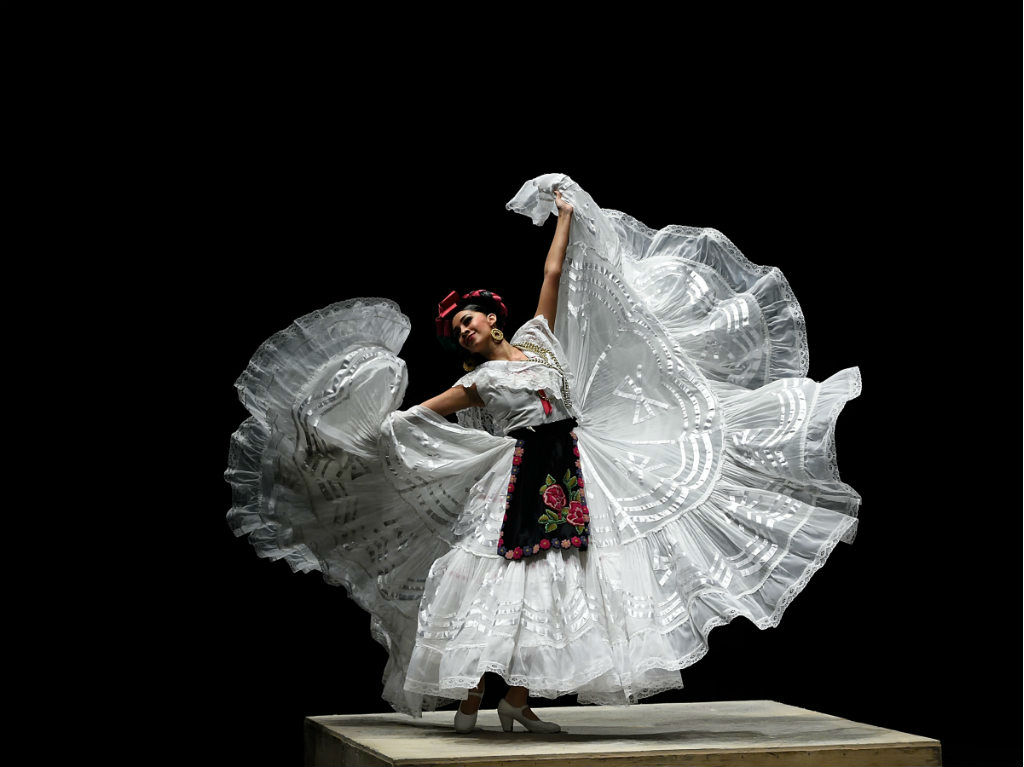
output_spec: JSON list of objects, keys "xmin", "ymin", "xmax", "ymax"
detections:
[{"xmin": 498, "ymin": 421, "xmax": 590, "ymax": 561}]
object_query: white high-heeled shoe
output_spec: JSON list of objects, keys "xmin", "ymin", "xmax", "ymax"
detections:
[
  {"xmin": 453, "ymin": 680, "xmax": 486, "ymax": 733},
  {"xmin": 496, "ymin": 697, "xmax": 561, "ymax": 733}
]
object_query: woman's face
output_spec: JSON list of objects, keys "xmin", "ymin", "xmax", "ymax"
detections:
[{"xmin": 451, "ymin": 309, "xmax": 495, "ymax": 353}]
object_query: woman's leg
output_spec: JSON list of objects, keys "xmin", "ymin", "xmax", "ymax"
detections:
[
  {"xmin": 502, "ymin": 685, "xmax": 540, "ymax": 720},
  {"xmin": 458, "ymin": 674, "xmax": 486, "ymax": 715}
]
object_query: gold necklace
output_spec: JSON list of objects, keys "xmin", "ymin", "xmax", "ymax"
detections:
[{"xmin": 512, "ymin": 342, "xmax": 573, "ymax": 410}]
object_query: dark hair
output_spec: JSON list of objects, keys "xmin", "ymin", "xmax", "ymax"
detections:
[
  {"xmin": 455, "ymin": 300, "xmax": 506, "ymax": 331},
  {"xmin": 447, "ymin": 293, "xmax": 509, "ymax": 371}
]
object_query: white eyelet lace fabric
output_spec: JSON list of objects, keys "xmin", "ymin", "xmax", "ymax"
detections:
[{"xmin": 226, "ymin": 174, "xmax": 862, "ymax": 717}]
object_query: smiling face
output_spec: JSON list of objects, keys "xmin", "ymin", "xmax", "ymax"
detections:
[{"xmin": 451, "ymin": 309, "xmax": 497, "ymax": 353}]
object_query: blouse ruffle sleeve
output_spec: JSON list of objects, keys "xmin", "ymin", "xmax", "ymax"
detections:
[
  {"xmin": 451, "ymin": 368, "xmax": 499, "ymax": 434},
  {"xmin": 452, "ymin": 368, "xmax": 490, "ymax": 406}
]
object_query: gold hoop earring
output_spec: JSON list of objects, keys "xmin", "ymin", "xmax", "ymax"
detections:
[{"xmin": 490, "ymin": 328, "xmax": 504, "ymax": 342}]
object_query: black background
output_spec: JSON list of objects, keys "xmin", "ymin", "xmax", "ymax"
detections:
[{"xmin": 135, "ymin": 41, "xmax": 1019, "ymax": 767}]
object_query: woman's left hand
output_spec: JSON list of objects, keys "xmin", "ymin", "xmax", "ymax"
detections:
[{"xmin": 554, "ymin": 189, "xmax": 574, "ymax": 216}]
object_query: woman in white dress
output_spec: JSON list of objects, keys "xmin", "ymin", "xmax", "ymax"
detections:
[
  {"xmin": 417, "ymin": 189, "xmax": 579, "ymax": 732},
  {"xmin": 225, "ymin": 174, "xmax": 862, "ymax": 735}
]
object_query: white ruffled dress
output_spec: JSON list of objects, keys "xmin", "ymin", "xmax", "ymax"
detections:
[{"xmin": 225, "ymin": 173, "xmax": 862, "ymax": 718}]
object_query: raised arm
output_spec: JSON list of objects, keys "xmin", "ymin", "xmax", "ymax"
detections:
[
  {"xmin": 418, "ymin": 382, "xmax": 484, "ymax": 417},
  {"xmin": 534, "ymin": 190, "xmax": 574, "ymax": 331}
]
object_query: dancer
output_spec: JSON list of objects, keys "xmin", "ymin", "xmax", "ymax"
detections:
[{"xmin": 225, "ymin": 173, "xmax": 862, "ymax": 734}]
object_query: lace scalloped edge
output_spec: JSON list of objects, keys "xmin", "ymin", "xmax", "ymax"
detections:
[
  {"xmin": 233, "ymin": 296, "xmax": 410, "ymax": 390},
  {"xmin": 824, "ymin": 367, "xmax": 863, "ymax": 482},
  {"xmin": 604, "ymin": 210, "xmax": 810, "ymax": 384},
  {"xmin": 604, "ymin": 211, "xmax": 774, "ymax": 279},
  {"xmin": 755, "ymin": 512, "xmax": 857, "ymax": 627},
  {"xmin": 401, "ymin": 649, "xmax": 691, "ymax": 706},
  {"xmin": 455, "ymin": 365, "xmax": 563, "ymax": 398},
  {"xmin": 822, "ymin": 368, "xmax": 863, "ymax": 545},
  {"xmin": 760, "ymin": 266, "xmax": 810, "ymax": 382}
]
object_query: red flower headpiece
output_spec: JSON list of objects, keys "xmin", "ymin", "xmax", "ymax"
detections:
[{"xmin": 435, "ymin": 289, "xmax": 509, "ymax": 339}]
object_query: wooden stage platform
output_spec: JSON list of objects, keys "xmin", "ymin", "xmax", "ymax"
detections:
[{"xmin": 304, "ymin": 699, "xmax": 940, "ymax": 766}]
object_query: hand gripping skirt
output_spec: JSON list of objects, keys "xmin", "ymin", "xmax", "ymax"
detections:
[{"xmin": 498, "ymin": 417, "xmax": 590, "ymax": 561}]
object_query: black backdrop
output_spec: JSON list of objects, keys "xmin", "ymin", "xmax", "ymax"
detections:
[{"xmin": 149, "ymin": 79, "xmax": 1017, "ymax": 766}]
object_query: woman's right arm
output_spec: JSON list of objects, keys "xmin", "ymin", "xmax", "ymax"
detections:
[{"xmin": 418, "ymin": 383, "xmax": 484, "ymax": 417}]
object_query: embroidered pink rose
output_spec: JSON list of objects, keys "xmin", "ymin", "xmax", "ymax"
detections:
[
  {"xmin": 532, "ymin": 544, "xmax": 540, "ymax": 553},
  {"xmin": 513, "ymin": 455, "xmax": 522, "ymax": 465},
  {"xmin": 560, "ymin": 539, "xmax": 571, "ymax": 549},
  {"xmin": 566, "ymin": 501, "xmax": 587, "ymax": 526},
  {"xmin": 513, "ymin": 547, "xmax": 523, "ymax": 560},
  {"xmin": 571, "ymin": 536, "xmax": 581, "ymax": 547},
  {"xmin": 505, "ymin": 551, "xmax": 514, "ymax": 560},
  {"xmin": 539, "ymin": 539, "xmax": 551, "ymax": 549},
  {"xmin": 542, "ymin": 484, "xmax": 566, "ymax": 511}
]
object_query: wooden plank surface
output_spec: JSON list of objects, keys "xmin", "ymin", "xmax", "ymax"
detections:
[{"xmin": 305, "ymin": 699, "xmax": 941, "ymax": 767}]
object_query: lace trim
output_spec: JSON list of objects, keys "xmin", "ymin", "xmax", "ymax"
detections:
[
  {"xmin": 455, "ymin": 364, "xmax": 565, "ymax": 399},
  {"xmin": 759, "ymin": 266, "xmax": 809, "ymax": 381},
  {"xmin": 824, "ymin": 367, "xmax": 862, "ymax": 483},
  {"xmin": 756, "ymin": 512, "xmax": 857, "ymax": 628},
  {"xmin": 795, "ymin": 367, "xmax": 862, "ymax": 546},
  {"xmin": 455, "ymin": 406, "xmax": 499, "ymax": 435},
  {"xmin": 605, "ymin": 213, "xmax": 774, "ymax": 278},
  {"xmin": 237, "ymin": 296, "xmax": 409, "ymax": 382},
  {"xmin": 823, "ymin": 368, "xmax": 863, "ymax": 545}
]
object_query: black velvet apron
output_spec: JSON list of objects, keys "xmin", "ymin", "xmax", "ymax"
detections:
[{"xmin": 497, "ymin": 416, "xmax": 590, "ymax": 561}]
